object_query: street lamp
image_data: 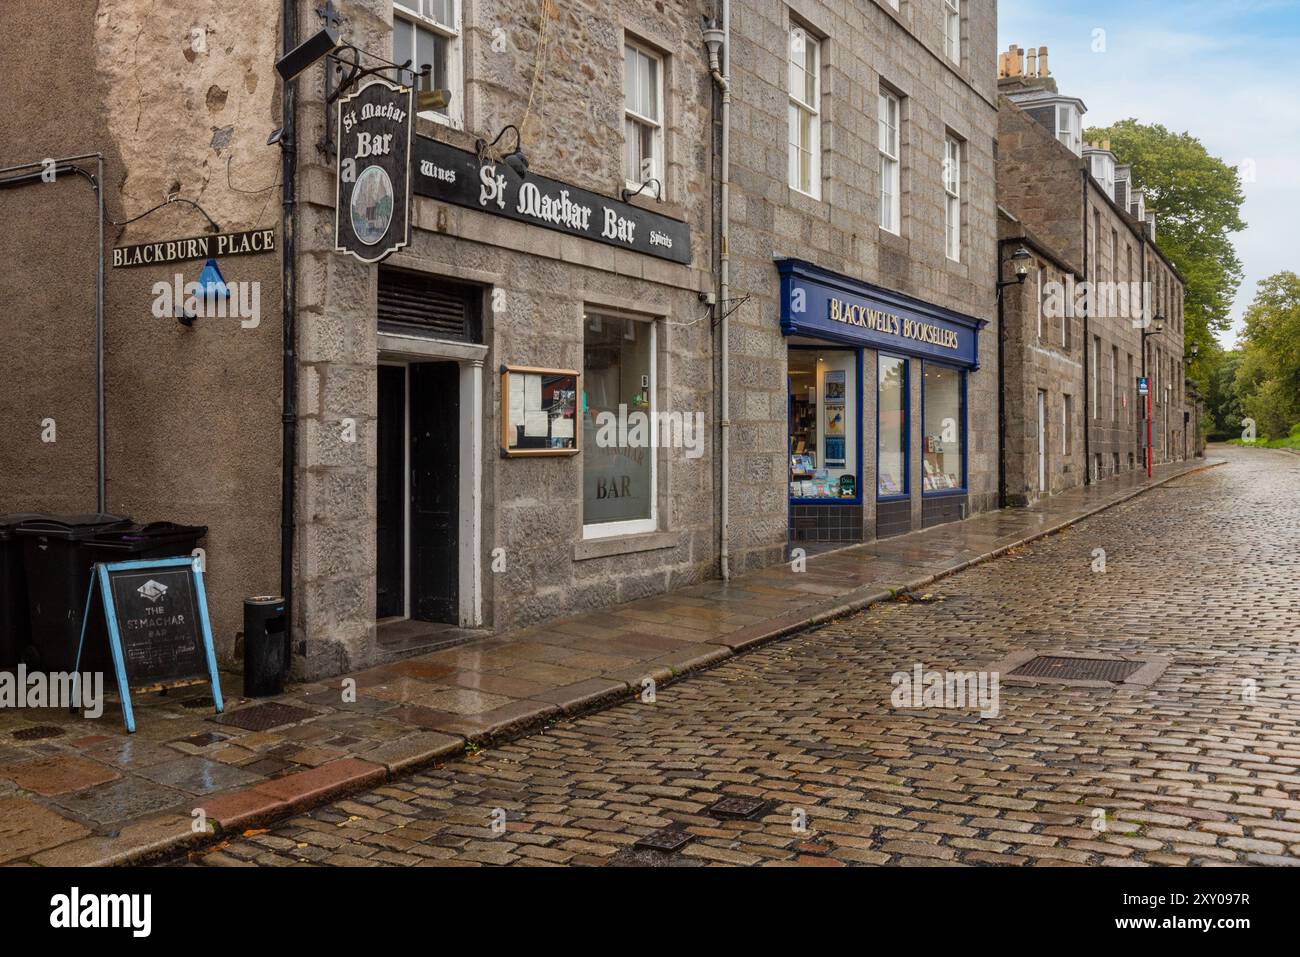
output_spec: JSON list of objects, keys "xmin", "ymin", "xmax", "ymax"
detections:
[{"xmin": 997, "ymin": 245, "xmax": 1032, "ymax": 289}]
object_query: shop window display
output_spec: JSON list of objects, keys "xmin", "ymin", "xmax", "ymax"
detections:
[
  {"xmin": 788, "ymin": 350, "xmax": 858, "ymax": 500},
  {"xmin": 922, "ymin": 362, "xmax": 964, "ymax": 491}
]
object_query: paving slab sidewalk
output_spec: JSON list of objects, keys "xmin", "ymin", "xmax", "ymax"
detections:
[{"xmin": 0, "ymin": 456, "xmax": 1223, "ymax": 866}]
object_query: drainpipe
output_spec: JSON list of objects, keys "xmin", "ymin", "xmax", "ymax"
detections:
[
  {"xmin": 1139, "ymin": 230, "xmax": 1148, "ymax": 467},
  {"xmin": 279, "ymin": 0, "xmax": 299, "ymax": 631},
  {"xmin": 1081, "ymin": 169, "xmax": 1090, "ymax": 485},
  {"xmin": 705, "ymin": 4, "xmax": 731, "ymax": 580},
  {"xmin": 995, "ymin": 239, "xmax": 1009, "ymax": 508}
]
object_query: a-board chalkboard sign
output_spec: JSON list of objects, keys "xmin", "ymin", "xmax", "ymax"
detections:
[{"xmin": 75, "ymin": 557, "xmax": 224, "ymax": 733}]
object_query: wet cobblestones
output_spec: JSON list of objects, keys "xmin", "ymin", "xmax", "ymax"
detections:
[{"xmin": 191, "ymin": 448, "xmax": 1300, "ymax": 867}]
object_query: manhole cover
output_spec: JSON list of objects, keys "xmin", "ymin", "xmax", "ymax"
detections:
[
  {"xmin": 181, "ymin": 696, "xmax": 216, "ymax": 709},
  {"xmin": 634, "ymin": 825, "xmax": 694, "ymax": 853},
  {"xmin": 708, "ymin": 796, "xmax": 770, "ymax": 820},
  {"xmin": 211, "ymin": 701, "xmax": 316, "ymax": 731},
  {"xmin": 1009, "ymin": 656, "xmax": 1143, "ymax": 683},
  {"xmin": 11, "ymin": 725, "xmax": 65, "ymax": 742}
]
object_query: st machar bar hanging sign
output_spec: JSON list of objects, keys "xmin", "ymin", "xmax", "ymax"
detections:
[
  {"xmin": 413, "ymin": 136, "xmax": 692, "ymax": 265},
  {"xmin": 335, "ymin": 78, "xmax": 413, "ymax": 262},
  {"xmin": 112, "ymin": 228, "xmax": 276, "ymax": 268}
]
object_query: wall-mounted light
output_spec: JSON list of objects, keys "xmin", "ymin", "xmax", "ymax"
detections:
[
  {"xmin": 178, "ymin": 258, "xmax": 231, "ymax": 327},
  {"xmin": 621, "ymin": 179, "xmax": 662, "ymax": 203},
  {"xmin": 997, "ymin": 245, "xmax": 1032, "ymax": 288},
  {"xmin": 275, "ymin": 26, "xmax": 340, "ymax": 82},
  {"xmin": 476, "ymin": 125, "xmax": 528, "ymax": 179}
]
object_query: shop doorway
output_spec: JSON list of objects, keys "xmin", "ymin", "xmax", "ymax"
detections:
[{"xmin": 376, "ymin": 360, "xmax": 459, "ymax": 624}]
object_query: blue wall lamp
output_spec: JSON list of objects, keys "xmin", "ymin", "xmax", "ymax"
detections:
[{"xmin": 178, "ymin": 258, "xmax": 230, "ymax": 327}]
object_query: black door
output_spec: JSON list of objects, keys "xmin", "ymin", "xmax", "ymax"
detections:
[
  {"xmin": 375, "ymin": 365, "xmax": 406, "ymax": 618},
  {"xmin": 409, "ymin": 362, "xmax": 459, "ymax": 623}
]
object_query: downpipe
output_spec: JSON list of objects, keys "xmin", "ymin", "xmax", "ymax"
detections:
[{"xmin": 706, "ymin": 3, "xmax": 731, "ymax": 580}]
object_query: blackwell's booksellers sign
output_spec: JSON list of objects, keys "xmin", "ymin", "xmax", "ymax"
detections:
[
  {"xmin": 335, "ymin": 78, "xmax": 413, "ymax": 263},
  {"xmin": 778, "ymin": 257, "xmax": 985, "ymax": 369},
  {"xmin": 413, "ymin": 136, "xmax": 691, "ymax": 265}
]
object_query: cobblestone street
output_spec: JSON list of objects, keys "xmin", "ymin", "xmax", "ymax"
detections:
[{"xmin": 190, "ymin": 447, "xmax": 1300, "ymax": 867}]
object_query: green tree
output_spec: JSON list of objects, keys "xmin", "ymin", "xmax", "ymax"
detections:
[
  {"xmin": 1203, "ymin": 348, "xmax": 1244, "ymax": 440},
  {"xmin": 1084, "ymin": 120, "xmax": 1246, "ymax": 386},
  {"xmin": 1234, "ymin": 271, "xmax": 1300, "ymax": 439}
]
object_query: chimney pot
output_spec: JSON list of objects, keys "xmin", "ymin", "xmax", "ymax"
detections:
[
  {"xmin": 1038, "ymin": 46, "xmax": 1050, "ymax": 76},
  {"xmin": 1027, "ymin": 47, "xmax": 1038, "ymax": 76},
  {"xmin": 1103, "ymin": 138, "xmax": 1111, "ymax": 151}
]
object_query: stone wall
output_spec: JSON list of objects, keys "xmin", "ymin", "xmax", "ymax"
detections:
[
  {"xmin": 288, "ymin": 0, "xmax": 716, "ymax": 676},
  {"xmin": 0, "ymin": 0, "xmax": 284, "ymax": 665},
  {"xmin": 997, "ymin": 93, "xmax": 1190, "ymax": 499}
]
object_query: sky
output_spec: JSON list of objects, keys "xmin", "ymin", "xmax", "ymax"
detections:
[{"xmin": 997, "ymin": 0, "xmax": 1300, "ymax": 348}]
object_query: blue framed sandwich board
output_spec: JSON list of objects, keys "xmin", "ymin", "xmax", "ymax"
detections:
[{"xmin": 74, "ymin": 556, "xmax": 224, "ymax": 733}]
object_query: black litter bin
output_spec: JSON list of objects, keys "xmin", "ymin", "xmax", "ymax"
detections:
[
  {"xmin": 0, "ymin": 513, "xmax": 46, "ymax": 669},
  {"xmin": 243, "ymin": 595, "xmax": 287, "ymax": 697},
  {"xmin": 16, "ymin": 513, "xmax": 132, "ymax": 672}
]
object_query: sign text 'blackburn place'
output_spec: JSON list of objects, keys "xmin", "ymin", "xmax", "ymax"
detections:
[{"xmin": 111, "ymin": 228, "xmax": 276, "ymax": 268}]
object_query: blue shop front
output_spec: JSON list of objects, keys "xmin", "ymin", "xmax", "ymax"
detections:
[{"xmin": 777, "ymin": 259, "xmax": 987, "ymax": 548}]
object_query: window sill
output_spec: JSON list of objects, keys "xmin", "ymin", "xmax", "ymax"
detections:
[{"xmin": 573, "ymin": 530, "xmax": 682, "ymax": 562}]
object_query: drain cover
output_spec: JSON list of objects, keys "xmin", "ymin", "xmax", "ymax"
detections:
[
  {"xmin": 635, "ymin": 825, "xmax": 694, "ymax": 852},
  {"xmin": 708, "ymin": 796, "xmax": 770, "ymax": 820},
  {"xmin": 1009, "ymin": 656, "xmax": 1143, "ymax": 683},
  {"xmin": 11, "ymin": 725, "xmax": 65, "ymax": 741},
  {"xmin": 211, "ymin": 701, "xmax": 317, "ymax": 731}
]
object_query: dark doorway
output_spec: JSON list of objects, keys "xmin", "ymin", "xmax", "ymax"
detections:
[
  {"xmin": 376, "ymin": 365, "xmax": 406, "ymax": 619},
  {"xmin": 375, "ymin": 362, "xmax": 459, "ymax": 624},
  {"xmin": 410, "ymin": 362, "xmax": 459, "ymax": 623}
]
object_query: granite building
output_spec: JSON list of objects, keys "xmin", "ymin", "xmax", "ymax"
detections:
[
  {"xmin": 720, "ymin": 0, "xmax": 1000, "ymax": 571},
  {"xmin": 2, "ymin": 0, "xmax": 1007, "ymax": 683},
  {"xmin": 288, "ymin": 0, "xmax": 716, "ymax": 676},
  {"xmin": 995, "ymin": 44, "xmax": 1198, "ymax": 505}
]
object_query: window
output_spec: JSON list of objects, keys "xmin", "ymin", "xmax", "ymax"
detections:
[
  {"xmin": 1111, "ymin": 346, "xmax": 1119, "ymax": 422},
  {"xmin": 1061, "ymin": 279, "xmax": 1070, "ymax": 350},
  {"xmin": 1055, "ymin": 104, "xmax": 1080, "ymax": 155},
  {"xmin": 1126, "ymin": 354, "xmax": 1134, "ymax": 424},
  {"xmin": 393, "ymin": 0, "xmax": 462, "ymax": 127},
  {"xmin": 582, "ymin": 314, "xmax": 656, "ymax": 537},
  {"xmin": 788, "ymin": 351, "xmax": 858, "ymax": 500},
  {"xmin": 877, "ymin": 355, "xmax": 908, "ymax": 497},
  {"xmin": 1110, "ymin": 228, "xmax": 1118, "ymax": 282},
  {"xmin": 922, "ymin": 363, "xmax": 964, "ymax": 492},
  {"xmin": 624, "ymin": 42, "xmax": 663, "ymax": 197},
  {"xmin": 1063, "ymin": 395, "xmax": 1072, "ymax": 456},
  {"xmin": 1035, "ymin": 265, "xmax": 1043, "ymax": 340},
  {"xmin": 1091, "ymin": 336, "xmax": 1099, "ymax": 417},
  {"xmin": 943, "ymin": 136, "xmax": 961, "ymax": 261},
  {"xmin": 788, "ymin": 26, "xmax": 821, "ymax": 197},
  {"xmin": 943, "ymin": 0, "xmax": 961, "ymax": 64},
  {"xmin": 878, "ymin": 89, "xmax": 900, "ymax": 233}
]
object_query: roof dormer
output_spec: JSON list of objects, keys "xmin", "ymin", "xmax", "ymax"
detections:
[{"xmin": 1084, "ymin": 141, "xmax": 1117, "ymax": 198}]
